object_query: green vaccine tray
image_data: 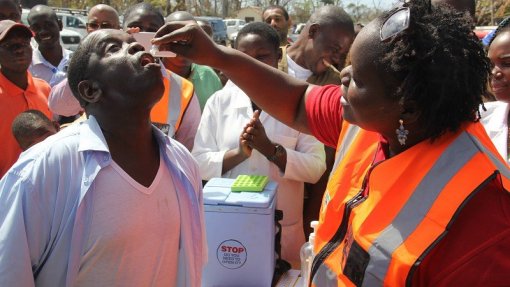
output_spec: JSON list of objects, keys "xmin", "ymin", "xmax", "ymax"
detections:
[{"xmin": 231, "ymin": 175, "xmax": 269, "ymax": 192}]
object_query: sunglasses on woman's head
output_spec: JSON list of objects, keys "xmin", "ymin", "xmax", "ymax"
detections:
[
  {"xmin": 380, "ymin": 6, "xmax": 410, "ymax": 41},
  {"xmin": 380, "ymin": 0, "xmax": 434, "ymax": 42}
]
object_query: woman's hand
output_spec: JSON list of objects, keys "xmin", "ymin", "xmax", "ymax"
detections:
[{"xmin": 153, "ymin": 21, "xmax": 222, "ymax": 67}]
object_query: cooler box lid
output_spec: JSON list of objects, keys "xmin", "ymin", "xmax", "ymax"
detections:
[{"xmin": 203, "ymin": 177, "xmax": 277, "ymax": 208}]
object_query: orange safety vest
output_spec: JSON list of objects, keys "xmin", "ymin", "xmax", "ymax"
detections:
[
  {"xmin": 310, "ymin": 121, "xmax": 510, "ymax": 287},
  {"xmin": 150, "ymin": 70, "xmax": 194, "ymax": 137}
]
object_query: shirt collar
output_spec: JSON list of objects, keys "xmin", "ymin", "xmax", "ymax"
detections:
[
  {"xmin": 287, "ymin": 54, "xmax": 312, "ymax": 78},
  {"xmin": 25, "ymin": 71, "xmax": 38, "ymax": 94},
  {"xmin": 222, "ymin": 80, "xmax": 251, "ymax": 109},
  {"xmin": 188, "ymin": 63, "xmax": 197, "ymax": 80},
  {"xmin": 0, "ymin": 70, "xmax": 38, "ymax": 94},
  {"xmin": 63, "ymin": 48, "xmax": 73, "ymax": 59},
  {"xmin": 485, "ymin": 101, "xmax": 510, "ymax": 130},
  {"xmin": 152, "ymin": 122, "xmax": 173, "ymax": 148},
  {"xmin": 77, "ymin": 115, "xmax": 173, "ymax": 153},
  {"xmin": 32, "ymin": 47, "xmax": 72, "ymax": 67},
  {"xmin": 161, "ymin": 66, "xmax": 170, "ymax": 77},
  {"xmin": 77, "ymin": 115, "xmax": 110, "ymax": 153}
]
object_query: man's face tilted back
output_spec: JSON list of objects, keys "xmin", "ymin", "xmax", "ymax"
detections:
[{"xmin": 70, "ymin": 30, "xmax": 164, "ymax": 117}]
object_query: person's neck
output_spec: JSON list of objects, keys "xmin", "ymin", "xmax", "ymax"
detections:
[
  {"xmin": 40, "ymin": 45, "xmax": 63, "ymax": 67},
  {"xmin": 96, "ymin": 111, "xmax": 154, "ymax": 151},
  {"xmin": 279, "ymin": 35, "xmax": 288, "ymax": 46},
  {"xmin": 385, "ymin": 129, "xmax": 427, "ymax": 158},
  {"xmin": 179, "ymin": 64, "xmax": 192, "ymax": 79},
  {"xmin": 92, "ymin": 110, "xmax": 160, "ymax": 187},
  {"xmin": 1, "ymin": 68, "xmax": 28, "ymax": 90},
  {"xmin": 286, "ymin": 42, "xmax": 307, "ymax": 69}
]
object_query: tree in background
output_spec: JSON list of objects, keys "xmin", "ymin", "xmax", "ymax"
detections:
[
  {"xmin": 345, "ymin": 2, "xmax": 383, "ymax": 23},
  {"xmin": 44, "ymin": 0, "xmax": 216, "ymax": 15},
  {"xmin": 23, "ymin": 0, "xmax": 509, "ymax": 38},
  {"xmin": 292, "ymin": 0, "xmax": 314, "ymax": 23},
  {"xmin": 476, "ymin": 0, "xmax": 508, "ymax": 26},
  {"xmin": 21, "ymin": 0, "xmax": 47, "ymax": 8}
]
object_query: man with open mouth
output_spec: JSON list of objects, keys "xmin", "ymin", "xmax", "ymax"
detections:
[{"xmin": 0, "ymin": 29, "xmax": 206, "ymax": 287}]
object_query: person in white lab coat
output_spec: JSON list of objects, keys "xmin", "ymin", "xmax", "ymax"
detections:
[{"xmin": 192, "ymin": 22, "xmax": 326, "ymax": 265}]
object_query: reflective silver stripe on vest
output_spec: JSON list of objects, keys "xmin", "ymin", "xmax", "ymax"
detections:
[
  {"xmin": 167, "ymin": 72, "xmax": 183, "ymax": 138},
  {"xmin": 467, "ymin": 133, "xmax": 510, "ymax": 179},
  {"xmin": 362, "ymin": 132, "xmax": 479, "ymax": 286},
  {"xmin": 312, "ymin": 263, "xmax": 338, "ymax": 287},
  {"xmin": 330, "ymin": 125, "xmax": 361, "ymax": 178}
]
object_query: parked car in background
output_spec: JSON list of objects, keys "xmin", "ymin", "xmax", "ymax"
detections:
[
  {"xmin": 288, "ymin": 33, "xmax": 299, "ymax": 43},
  {"xmin": 229, "ymin": 31, "xmax": 239, "ymax": 45},
  {"xmin": 294, "ymin": 23, "xmax": 306, "ymax": 34},
  {"xmin": 56, "ymin": 12, "xmax": 87, "ymax": 37},
  {"xmin": 195, "ymin": 16, "xmax": 228, "ymax": 45},
  {"xmin": 58, "ymin": 28, "xmax": 82, "ymax": 51},
  {"xmin": 288, "ymin": 23, "xmax": 306, "ymax": 43},
  {"xmin": 21, "ymin": 8, "xmax": 83, "ymax": 51},
  {"xmin": 224, "ymin": 18, "xmax": 245, "ymax": 42}
]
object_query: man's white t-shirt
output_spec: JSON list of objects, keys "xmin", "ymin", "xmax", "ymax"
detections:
[
  {"xmin": 286, "ymin": 54, "xmax": 312, "ymax": 81},
  {"xmin": 75, "ymin": 155, "xmax": 181, "ymax": 286}
]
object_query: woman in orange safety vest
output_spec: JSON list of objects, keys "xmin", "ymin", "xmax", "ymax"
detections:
[{"xmin": 152, "ymin": 0, "xmax": 510, "ymax": 285}]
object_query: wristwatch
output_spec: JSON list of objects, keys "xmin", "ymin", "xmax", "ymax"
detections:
[{"xmin": 267, "ymin": 144, "xmax": 285, "ymax": 162}]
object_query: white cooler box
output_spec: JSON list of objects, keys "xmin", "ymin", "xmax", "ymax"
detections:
[{"xmin": 202, "ymin": 177, "xmax": 278, "ymax": 287}]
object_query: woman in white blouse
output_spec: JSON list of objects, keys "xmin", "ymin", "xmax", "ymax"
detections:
[
  {"xmin": 482, "ymin": 17, "xmax": 510, "ymax": 162},
  {"xmin": 192, "ymin": 23, "xmax": 326, "ymax": 265}
]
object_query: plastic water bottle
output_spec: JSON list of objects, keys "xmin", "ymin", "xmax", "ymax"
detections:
[{"xmin": 300, "ymin": 221, "xmax": 318, "ymax": 286}]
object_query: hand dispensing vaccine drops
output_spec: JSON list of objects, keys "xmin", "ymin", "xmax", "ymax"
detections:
[{"xmin": 131, "ymin": 32, "xmax": 176, "ymax": 57}]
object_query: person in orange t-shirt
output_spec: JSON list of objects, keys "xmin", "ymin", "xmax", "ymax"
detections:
[{"xmin": 0, "ymin": 20, "xmax": 51, "ymax": 178}]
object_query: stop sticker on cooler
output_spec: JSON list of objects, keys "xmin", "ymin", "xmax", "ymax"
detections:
[{"xmin": 217, "ymin": 239, "xmax": 248, "ymax": 269}]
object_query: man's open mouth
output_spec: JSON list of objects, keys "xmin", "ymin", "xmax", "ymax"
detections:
[{"xmin": 140, "ymin": 53, "xmax": 156, "ymax": 66}]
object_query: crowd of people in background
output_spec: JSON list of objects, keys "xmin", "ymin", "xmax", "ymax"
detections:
[{"xmin": 0, "ymin": 0, "xmax": 509, "ymax": 285}]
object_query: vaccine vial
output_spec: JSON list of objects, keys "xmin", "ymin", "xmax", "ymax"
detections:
[
  {"xmin": 150, "ymin": 44, "xmax": 159, "ymax": 56},
  {"xmin": 150, "ymin": 44, "xmax": 176, "ymax": 57}
]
